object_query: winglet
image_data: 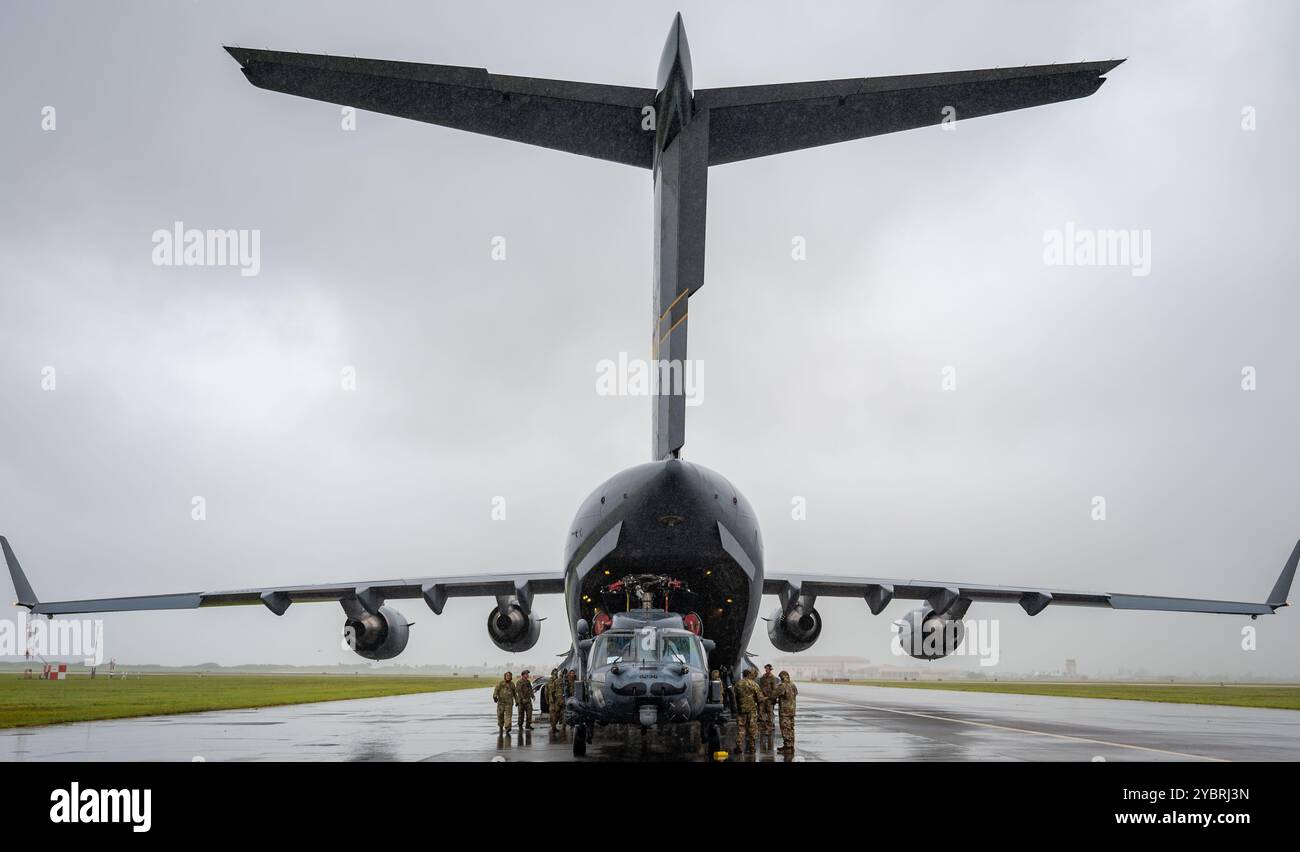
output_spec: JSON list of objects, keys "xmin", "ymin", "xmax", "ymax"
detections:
[
  {"xmin": 1267, "ymin": 539, "xmax": 1300, "ymax": 610},
  {"xmin": 1, "ymin": 537, "xmax": 39, "ymax": 608}
]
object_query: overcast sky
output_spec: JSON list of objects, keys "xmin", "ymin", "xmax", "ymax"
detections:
[{"xmin": 1, "ymin": 0, "xmax": 1297, "ymax": 677}]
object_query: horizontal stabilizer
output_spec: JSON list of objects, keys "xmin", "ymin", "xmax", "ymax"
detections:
[
  {"xmin": 224, "ymin": 47, "xmax": 657, "ymax": 168},
  {"xmin": 697, "ymin": 59, "xmax": 1124, "ymax": 165}
]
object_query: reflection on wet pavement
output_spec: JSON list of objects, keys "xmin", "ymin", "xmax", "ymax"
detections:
[{"xmin": 2, "ymin": 683, "xmax": 1296, "ymax": 761}]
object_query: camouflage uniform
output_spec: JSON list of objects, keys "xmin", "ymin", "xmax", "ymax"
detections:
[
  {"xmin": 547, "ymin": 669, "xmax": 563, "ymax": 730},
  {"xmin": 516, "ymin": 673, "xmax": 535, "ymax": 730},
  {"xmin": 492, "ymin": 676, "xmax": 516, "ymax": 731},
  {"xmin": 756, "ymin": 669, "xmax": 777, "ymax": 736},
  {"xmin": 773, "ymin": 673, "xmax": 798, "ymax": 750},
  {"xmin": 732, "ymin": 672, "xmax": 763, "ymax": 752}
]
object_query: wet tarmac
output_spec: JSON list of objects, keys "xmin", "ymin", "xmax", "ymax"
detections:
[{"xmin": 2, "ymin": 682, "xmax": 1296, "ymax": 762}]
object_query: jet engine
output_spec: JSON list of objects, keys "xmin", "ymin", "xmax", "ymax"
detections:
[
  {"xmin": 894, "ymin": 608, "xmax": 965, "ymax": 661},
  {"xmin": 766, "ymin": 601, "xmax": 822, "ymax": 653},
  {"xmin": 487, "ymin": 601, "xmax": 542, "ymax": 653},
  {"xmin": 343, "ymin": 605, "xmax": 411, "ymax": 661}
]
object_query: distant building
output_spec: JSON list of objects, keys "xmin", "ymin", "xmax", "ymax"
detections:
[
  {"xmin": 867, "ymin": 664, "xmax": 934, "ymax": 680},
  {"xmin": 770, "ymin": 655, "xmax": 968, "ymax": 682},
  {"xmin": 1065, "ymin": 658, "xmax": 1077, "ymax": 678},
  {"xmin": 771, "ymin": 656, "xmax": 874, "ymax": 681}
]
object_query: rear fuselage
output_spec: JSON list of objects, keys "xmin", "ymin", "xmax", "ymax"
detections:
[{"xmin": 563, "ymin": 459, "xmax": 763, "ymax": 671}]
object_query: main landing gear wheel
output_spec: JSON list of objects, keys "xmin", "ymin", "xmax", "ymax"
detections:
[{"xmin": 573, "ymin": 724, "xmax": 587, "ymax": 757}]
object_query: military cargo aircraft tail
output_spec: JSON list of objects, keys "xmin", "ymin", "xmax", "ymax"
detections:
[{"xmin": 225, "ymin": 16, "xmax": 1122, "ymax": 462}]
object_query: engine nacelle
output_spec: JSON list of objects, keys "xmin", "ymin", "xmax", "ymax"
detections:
[
  {"xmin": 766, "ymin": 602, "xmax": 822, "ymax": 653},
  {"xmin": 894, "ymin": 608, "xmax": 965, "ymax": 661},
  {"xmin": 344, "ymin": 605, "xmax": 411, "ymax": 661},
  {"xmin": 487, "ymin": 601, "xmax": 542, "ymax": 653}
]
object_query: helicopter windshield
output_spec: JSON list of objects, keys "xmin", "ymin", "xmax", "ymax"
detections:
[
  {"xmin": 591, "ymin": 628, "xmax": 704, "ymax": 668},
  {"xmin": 592, "ymin": 633, "xmax": 637, "ymax": 665},
  {"xmin": 660, "ymin": 634, "xmax": 703, "ymax": 667}
]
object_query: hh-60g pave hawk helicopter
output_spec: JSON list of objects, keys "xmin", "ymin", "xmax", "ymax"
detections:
[{"xmin": 6, "ymin": 15, "xmax": 1297, "ymax": 757}]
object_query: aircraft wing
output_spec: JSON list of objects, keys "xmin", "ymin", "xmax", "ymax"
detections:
[
  {"xmin": 695, "ymin": 59, "xmax": 1124, "ymax": 165},
  {"xmin": 763, "ymin": 539, "xmax": 1299, "ymax": 618},
  {"xmin": 2, "ymin": 536, "xmax": 563, "ymax": 617},
  {"xmin": 224, "ymin": 47, "xmax": 656, "ymax": 168}
]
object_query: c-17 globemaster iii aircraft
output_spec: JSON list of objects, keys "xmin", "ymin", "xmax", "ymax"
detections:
[{"xmin": 6, "ymin": 15, "xmax": 1295, "ymax": 756}]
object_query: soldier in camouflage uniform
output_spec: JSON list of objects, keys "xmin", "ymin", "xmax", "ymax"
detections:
[
  {"xmin": 516, "ymin": 669, "xmax": 535, "ymax": 730},
  {"xmin": 732, "ymin": 668, "xmax": 763, "ymax": 753},
  {"xmin": 756, "ymin": 663, "xmax": 778, "ymax": 742},
  {"xmin": 492, "ymin": 671, "xmax": 516, "ymax": 734},
  {"xmin": 773, "ymin": 670, "xmax": 798, "ymax": 751},
  {"xmin": 564, "ymin": 669, "xmax": 578, "ymax": 735},
  {"xmin": 547, "ymin": 667, "xmax": 563, "ymax": 732}
]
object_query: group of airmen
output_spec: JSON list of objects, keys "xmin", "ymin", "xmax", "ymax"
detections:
[
  {"xmin": 731, "ymin": 663, "xmax": 798, "ymax": 753},
  {"xmin": 491, "ymin": 667, "xmax": 577, "ymax": 735},
  {"xmin": 489, "ymin": 662, "xmax": 798, "ymax": 755}
]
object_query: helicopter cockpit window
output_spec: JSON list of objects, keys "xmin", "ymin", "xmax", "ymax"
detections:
[
  {"xmin": 660, "ymin": 634, "xmax": 702, "ymax": 668},
  {"xmin": 593, "ymin": 633, "xmax": 635, "ymax": 666}
]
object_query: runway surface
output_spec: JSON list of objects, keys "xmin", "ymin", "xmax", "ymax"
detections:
[{"xmin": 2, "ymin": 682, "xmax": 1297, "ymax": 761}]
